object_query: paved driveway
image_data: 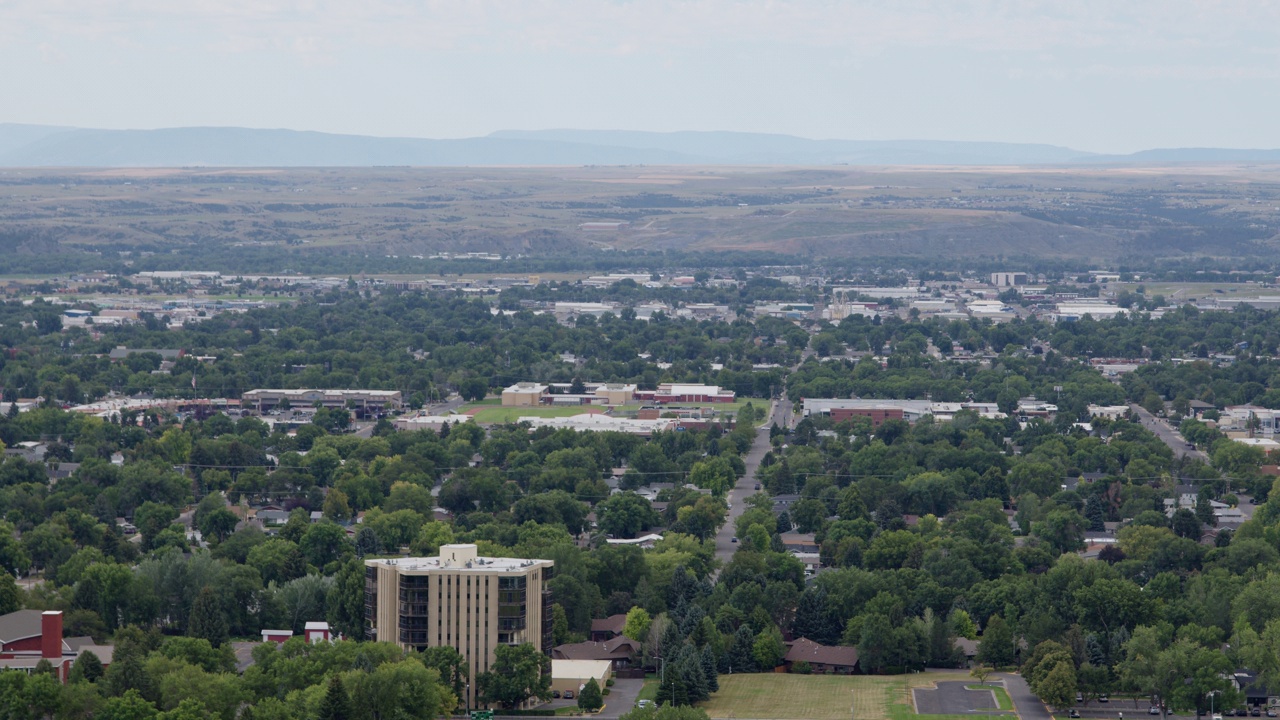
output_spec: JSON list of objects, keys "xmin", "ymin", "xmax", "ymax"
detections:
[
  {"xmin": 999, "ymin": 673, "xmax": 1054, "ymax": 720},
  {"xmin": 522, "ymin": 679, "xmax": 643, "ymax": 720}
]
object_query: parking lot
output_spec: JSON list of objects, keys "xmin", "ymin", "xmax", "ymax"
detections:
[{"xmin": 913, "ymin": 682, "xmax": 1011, "ymax": 715}]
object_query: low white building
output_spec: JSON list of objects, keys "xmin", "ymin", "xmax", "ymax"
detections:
[{"xmin": 517, "ymin": 414, "xmax": 678, "ymax": 436}]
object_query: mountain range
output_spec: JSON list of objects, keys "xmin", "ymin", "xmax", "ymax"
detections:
[{"xmin": 2, "ymin": 123, "xmax": 1279, "ymax": 167}]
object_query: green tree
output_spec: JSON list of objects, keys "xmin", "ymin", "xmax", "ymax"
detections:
[
  {"xmin": 577, "ymin": 678, "xmax": 603, "ymax": 712},
  {"xmin": 197, "ymin": 509, "xmax": 238, "ymax": 545},
  {"xmin": 188, "ymin": 587, "xmax": 229, "ymax": 647},
  {"xmin": 134, "ymin": 502, "xmax": 179, "ymax": 551},
  {"xmin": 318, "ymin": 675, "xmax": 352, "ymax": 720},
  {"xmin": 419, "ymin": 646, "xmax": 468, "ymax": 704},
  {"xmin": 596, "ymin": 493, "xmax": 660, "ymax": 539},
  {"xmin": 623, "ymin": 607, "xmax": 652, "ymax": 643},
  {"xmin": 977, "ymin": 615, "xmax": 1016, "ymax": 668},
  {"xmin": 98, "ymin": 690, "xmax": 158, "ymax": 720},
  {"xmin": 327, "ymin": 557, "xmax": 366, "ymax": 640},
  {"xmin": 70, "ymin": 649, "xmax": 105, "ymax": 683},
  {"xmin": 752, "ymin": 626, "xmax": 785, "ymax": 669},
  {"xmin": 347, "ymin": 658, "xmax": 456, "ymax": 720},
  {"xmin": 476, "ymin": 643, "xmax": 551, "ymax": 710},
  {"xmin": 1037, "ymin": 660, "xmax": 1078, "ymax": 709}
]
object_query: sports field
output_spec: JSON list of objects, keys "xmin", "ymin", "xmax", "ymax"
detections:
[{"xmin": 700, "ymin": 673, "xmax": 1008, "ymax": 720}]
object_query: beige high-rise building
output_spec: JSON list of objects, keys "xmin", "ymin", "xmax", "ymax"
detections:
[{"xmin": 365, "ymin": 545, "xmax": 554, "ymax": 708}]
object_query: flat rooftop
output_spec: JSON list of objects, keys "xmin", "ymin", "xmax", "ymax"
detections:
[{"xmin": 366, "ymin": 544, "xmax": 553, "ymax": 573}]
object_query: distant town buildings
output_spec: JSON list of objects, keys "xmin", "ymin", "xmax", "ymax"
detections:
[
  {"xmin": 241, "ymin": 389, "xmax": 402, "ymax": 412},
  {"xmin": 990, "ymin": 272, "xmax": 1028, "ymax": 287}
]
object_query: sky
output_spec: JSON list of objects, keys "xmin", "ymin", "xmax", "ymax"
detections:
[{"xmin": 3, "ymin": 0, "xmax": 1279, "ymax": 154}]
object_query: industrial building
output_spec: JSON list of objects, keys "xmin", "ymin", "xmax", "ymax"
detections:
[
  {"xmin": 365, "ymin": 545, "xmax": 554, "ymax": 709},
  {"xmin": 241, "ymin": 389, "xmax": 402, "ymax": 413},
  {"xmin": 641, "ymin": 383, "xmax": 735, "ymax": 404},
  {"xmin": 501, "ymin": 382, "xmax": 638, "ymax": 407},
  {"xmin": 801, "ymin": 398, "xmax": 1004, "ymax": 426},
  {"xmin": 991, "ymin": 272, "xmax": 1029, "ymax": 287},
  {"xmin": 518, "ymin": 414, "xmax": 677, "ymax": 436}
]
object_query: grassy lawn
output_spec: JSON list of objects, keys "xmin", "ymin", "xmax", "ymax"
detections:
[
  {"xmin": 637, "ymin": 678, "xmax": 658, "ymax": 704},
  {"xmin": 468, "ymin": 406, "xmax": 598, "ymax": 424},
  {"xmin": 700, "ymin": 672, "xmax": 997, "ymax": 720},
  {"xmin": 966, "ymin": 685, "xmax": 1013, "ymax": 711}
]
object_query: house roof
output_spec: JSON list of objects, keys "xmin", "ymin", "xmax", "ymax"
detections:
[
  {"xmin": 0, "ymin": 610, "xmax": 44, "ymax": 644},
  {"xmin": 552, "ymin": 637, "xmax": 640, "ymax": 661},
  {"xmin": 590, "ymin": 614, "xmax": 627, "ymax": 635},
  {"xmin": 783, "ymin": 638, "xmax": 859, "ymax": 668}
]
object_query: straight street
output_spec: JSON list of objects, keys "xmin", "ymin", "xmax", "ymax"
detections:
[
  {"xmin": 713, "ymin": 400, "xmax": 779, "ymax": 566},
  {"xmin": 1129, "ymin": 404, "xmax": 1209, "ymax": 462}
]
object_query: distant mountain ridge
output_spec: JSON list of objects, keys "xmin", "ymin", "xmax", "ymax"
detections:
[{"xmin": 1, "ymin": 124, "xmax": 1278, "ymax": 167}]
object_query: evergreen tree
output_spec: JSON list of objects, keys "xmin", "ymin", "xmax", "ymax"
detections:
[
  {"xmin": 700, "ymin": 645, "xmax": 719, "ymax": 693},
  {"xmin": 70, "ymin": 649, "xmax": 105, "ymax": 683},
  {"xmin": 318, "ymin": 675, "xmax": 352, "ymax": 720},
  {"xmin": 774, "ymin": 460, "xmax": 795, "ymax": 495},
  {"xmin": 188, "ymin": 587, "xmax": 229, "ymax": 647},
  {"xmin": 775, "ymin": 512, "xmax": 792, "ymax": 534},
  {"xmin": 792, "ymin": 588, "xmax": 839, "ymax": 645},
  {"xmin": 727, "ymin": 625, "xmax": 757, "ymax": 673},
  {"xmin": 576, "ymin": 678, "xmax": 602, "ymax": 712},
  {"xmin": 1084, "ymin": 494, "xmax": 1106, "ymax": 531},
  {"xmin": 926, "ymin": 609, "xmax": 955, "ymax": 667}
]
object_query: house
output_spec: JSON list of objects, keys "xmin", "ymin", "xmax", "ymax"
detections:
[
  {"xmin": 1234, "ymin": 670, "xmax": 1279, "ymax": 708},
  {"xmin": 0, "ymin": 610, "xmax": 113, "ymax": 681},
  {"xmin": 954, "ymin": 638, "xmax": 980, "ymax": 666},
  {"xmin": 782, "ymin": 638, "xmax": 859, "ymax": 674},
  {"xmin": 780, "ymin": 533, "xmax": 819, "ymax": 554},
  {"xmin": 589, "ymin": 614, "xmax": 627, "ymax": 642},
  {"xmin": 605, "ymin": 534, "xmax": 663, "ymax": 549},
  {"xmin": 552, "ymin": 636, "xmax": 642, "ymax": 672}
]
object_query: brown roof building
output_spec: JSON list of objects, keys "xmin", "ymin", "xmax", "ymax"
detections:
[
  {"xmin": 551, "ymin": 636, "xmax": 642, "ymax": 671},
  {"xmin": 590, "ymin": 614, "xmax": 627, "ymax": 642},
  {"xmin": 783, "ymin": 638, "xmax": 859, "ymax": 674}
]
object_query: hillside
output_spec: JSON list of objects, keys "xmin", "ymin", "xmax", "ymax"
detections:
[{"xmin": 5, "ymin": 124, "xmax": 1280, "ymax": 168}]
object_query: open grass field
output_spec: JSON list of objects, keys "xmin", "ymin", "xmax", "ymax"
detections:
[
  {"xmin": 700, "ymin": 672, "xmax": 1000, "ymax": 720},
  {"xmin": 466, "ymin": 406, "xmax": 601, "ymax": 424}
]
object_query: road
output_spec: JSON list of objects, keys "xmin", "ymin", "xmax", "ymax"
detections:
[
  {"xmin": 713, "ymin": 399, "xmax": 780, "ymax": 566},
  {"xmin": 999, "ymin": 673, "xmax": 1055, "ymax": 720},
  {"xmin": 1129, "ymin": 404, "xmax": 1209, "ymax": 462}
]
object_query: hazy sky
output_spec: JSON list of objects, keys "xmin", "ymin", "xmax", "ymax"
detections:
[{"xmin": 3, "ymin": 0, "xmax": 1279, "ymax": 153}]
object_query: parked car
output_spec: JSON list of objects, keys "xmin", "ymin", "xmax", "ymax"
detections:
[
  {"xmin": 1251, "ymin": 709, "xmax": 1261, "ymax": 717},
  {"xmin": 638, "ymin": 700, "xmax": 652, "ymax": 708},
  {"xmin": 1069, "ymin": 711, "xmax": 1080, "ymax": 718},
  {"xmin": 1264, "ymin": 709, "xmax": 1275, "ymax": 718},
  {"xmin": 1077, "ymin": 694, "xmax": 1084, "ymax": 703},
  {"xmin": 552, "ymin": 692, "xmax": 561, "ymax": 699},
  {"xmin": 1100, "ymin": 696, "xmax": 1110, "ymax": 703},
  {"xmin": 731, "ymin": 537, "xmax": 738, "ymax": 543},
  {"xmin": 564, "ymin": 691, "xmax": 574, "ymax": 700},
  {"xmin": 754, "ymin": 483, "xmax": 761, "ymax": 490},
  {"xmin": 1151, "ymin": 707, "xmax": 1162, "ymax": 715}
]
